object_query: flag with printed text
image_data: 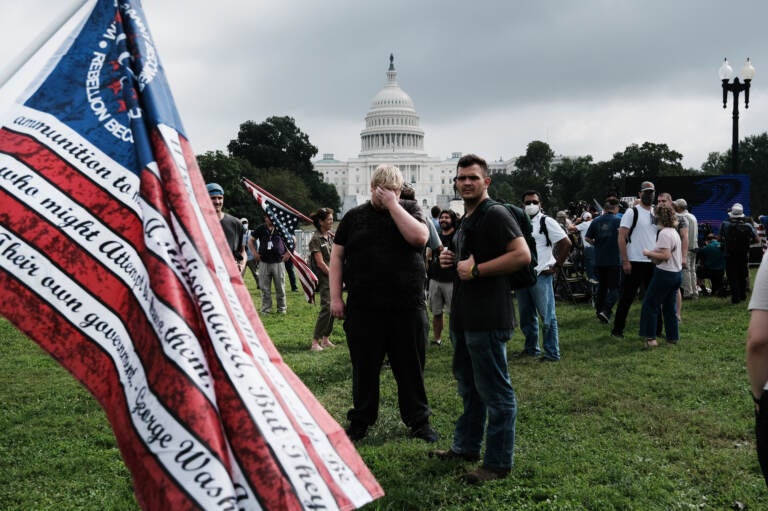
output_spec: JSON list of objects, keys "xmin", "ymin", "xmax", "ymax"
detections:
[{"xmin": 0, "ymin": 1, "xmax": 382, "ymax": 510}]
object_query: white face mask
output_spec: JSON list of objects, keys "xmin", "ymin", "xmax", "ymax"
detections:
[{"xmin": 525, "ymin": 204, "xmax": 540, "ymax": 216}]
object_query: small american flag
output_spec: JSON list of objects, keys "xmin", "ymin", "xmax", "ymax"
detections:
[{"xmin": 242, "ymin": 177, "xmax": 319, "ymax": 303}]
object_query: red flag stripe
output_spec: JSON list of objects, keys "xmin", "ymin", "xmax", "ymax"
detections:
[
  {"xmin": 0, "ymin": 275, "xmax": 200, "ymax": 511},
  {"xmin": 0, "ymin": 134, "xmax": 222, "ymax": 405},
  {"xmin": 291, "ymin": 250, "xmax": 319, "ymax": 303},
  {"xmin": 0, "ymin": 224, "xmax": 253, "ymax": 508}
]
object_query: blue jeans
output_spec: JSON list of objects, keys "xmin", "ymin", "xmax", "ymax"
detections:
[
  {"xmin": 449, "ymin": 329, "xmax": 516, "ymax": 471},
  {"xmin": 583, "ymin": 246, "xmax": 596, "ymax": 281},
  {"xmin": 517, "ymin": 273, "xmax": 560, "ymax": 360},
  {"xmin": 639, "ymin": 267, "xmax": 681, "ymax": 341}
]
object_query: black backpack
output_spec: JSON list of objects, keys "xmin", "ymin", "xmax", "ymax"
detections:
[
  {"xmin": 470, "ymin": 199, "xmax": 538, "ymax": 289},
  {"xmin": 725, "ymin": 221, "xmax": 753, "ymax": 255},
  {"xmin": 626, "ymin": 206, "xmax": 640, "ymax": 244},
  {"xmin": 538, "ymin": 216, "xmax": 553, "ymax": 247}
]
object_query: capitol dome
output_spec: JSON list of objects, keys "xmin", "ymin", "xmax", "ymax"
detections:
[{"xmin": 360, "ymin": 54, "xmax": 425, "ymax": 155}]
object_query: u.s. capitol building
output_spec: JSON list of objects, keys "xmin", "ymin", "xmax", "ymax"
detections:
[{"xmin": 314, "ymin": 55, "xmax": 516, "ymax": 216}]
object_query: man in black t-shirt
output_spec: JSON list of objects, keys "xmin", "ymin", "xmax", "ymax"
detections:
[
  {"xmin": 206, "ymin": 183, "xmax": 245, "ymax": 275},
  {"xmin": 432, "ymin": 154, "xmax": 531, "ymax": 485},
  {"xmin": 330, "ymin": 164, "xmax": 437, "ymax": 444},
  {"xmin": 427, "ymin": 209, "xmax": 458, "ymax": 345}
]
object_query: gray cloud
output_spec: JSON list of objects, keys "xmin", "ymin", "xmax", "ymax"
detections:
[{"xmin": 2, "ymin": 0, "xmax": 767, "ymax": 167}]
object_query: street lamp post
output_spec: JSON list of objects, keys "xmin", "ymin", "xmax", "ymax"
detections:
[{"xmin": 719, "ymin": 58, "xmax": 755, "ymax": 173}]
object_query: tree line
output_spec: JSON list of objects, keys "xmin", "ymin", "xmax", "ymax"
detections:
[
  {"xmin": 197, "ymin": 116, "xmax": 340, "ymax": 225},
  {"xmin": 198, "ymin": 116, "xmax": 768, "ymax": 221},
  {"xmin": 490, "ymin": 136, "xmax": 768, "ymax": 215}
]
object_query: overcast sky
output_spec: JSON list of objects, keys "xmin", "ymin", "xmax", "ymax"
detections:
[{"xmin": 2, "ymin": 0, "xmax": 768, "ymax": 169}]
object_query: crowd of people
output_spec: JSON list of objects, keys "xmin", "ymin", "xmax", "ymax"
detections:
[{"xmin": 204, "ymin": 160, "xmax": 766, "ymax": 486}]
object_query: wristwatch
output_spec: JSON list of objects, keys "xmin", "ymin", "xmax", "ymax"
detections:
[{"xmin": 471, "ymin": 264, "xmax": 480, "ymax": 279}]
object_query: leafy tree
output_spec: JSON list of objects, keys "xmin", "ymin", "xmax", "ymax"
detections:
[
  {"xmin": 602, "ymin": 142, "xmax": 686, "ymax": 183},
  {"xmin": 550, "ymin": 156, "xmax": 594, "ymax": 210},
  {"xmin": 701, "ymin": 152, "xmax": 727, "ymax": 174},
  {"xmin": 700, "ymin": 132, "xmax": 768, "ymax": 214},
  {"xmin": 487, "ymin": 174, "xmax": 518, "ymax": 204},
  {"xmin": 228, "ymin": 116, "xmax": 318, "ymax": 174},
  {"xmin": 738, "ymin": 133, "xmax": 768, "ymax": 175},
  {"xmin": 734, "ymin": 133, "xmax": 768, "ymax": 215},
  {"xmin": 197, "ymin": 151, "xmax": 262, "ymax": 221},
  {"xmin": 198, "ymin": 151, "xmax": 323, "ymax": 223},
  {"xmin": 223, "ymin": 116, "xmax": 340, "ymax": 214},
  {"xmin": 513, "ymin": 141, "xmax": 554, "ymax": 202}
]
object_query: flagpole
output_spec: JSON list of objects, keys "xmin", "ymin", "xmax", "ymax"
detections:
[
  {"xmin": 0, "ymin": 0, "xmax": 92, "ymax": 89},
  {"xmin": 241, "ymin": 177, "xmax": 314, "ymax": 224}
]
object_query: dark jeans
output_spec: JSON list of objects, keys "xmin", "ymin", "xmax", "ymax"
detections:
[
  {"xmin": 450, "ymin": 328, "xmax": 516, "ymax": 471},
  {"xmin": 344, "ymin": 307, "xmax": 430, "ymax": 428},
  {"xmin": 284, "ymin": 259, "xmax": 298, "ymax": 291},
  {"xmin": 726, "ymin": 253, "xmax": 749, "ymax": 303},
  {"xmin": 612, "ymin": 261, "xmax": 655, "ymax": 335},
  {"xmin": 595, "ymin": 265, "xmax": 621, "ymax": 316},
  {"xmin": 639, "ymin": 268, "xmax": 681, "ymax": 341},
  {"xmin": 699, "ymin": 267, "xmax": 724, "ymax": 295}
]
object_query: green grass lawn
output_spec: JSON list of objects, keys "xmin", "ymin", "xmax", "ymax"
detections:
[{"xmin": 1, "ymin": 271, "xmax": 765, "ymax": 510}]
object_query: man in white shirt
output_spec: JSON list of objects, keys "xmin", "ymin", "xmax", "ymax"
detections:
[
  {"xmin": 516, "ymin": 190, "xmax": 572, "ymax": 361},
  {"xmin": 611, "ymin": 181, "xmax": 658, "ymax": 338},
  {"xmin": 572, "ymin": 212, "xmax": 596, "ymax": 283}
]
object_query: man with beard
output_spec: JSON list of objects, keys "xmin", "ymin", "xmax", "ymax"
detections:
[
  {"xmin": 431, "ymin": 154, "xmax": 530, "ymax": 484},
  {"xmin": 427, "ymin": 209, "xmax": 459, "ymax": 346},
  {"xmin": 206, "ymin": 182, "xmax": 245, "ymax": 275}
]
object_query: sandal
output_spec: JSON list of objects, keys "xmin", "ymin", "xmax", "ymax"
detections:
[{"xmin": 644, "ymin": 338, "xmax": 658, "ymax": 349}]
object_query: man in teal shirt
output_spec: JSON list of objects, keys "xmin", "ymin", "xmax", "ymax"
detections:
[{"xmin": 697, "ymin": 234, "xmax": 725, "ymax": 296}]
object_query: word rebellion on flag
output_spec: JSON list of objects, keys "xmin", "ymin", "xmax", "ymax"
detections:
[{"xmin": 0, "ymin": 1, "xmax": 382, "ymax": 510}]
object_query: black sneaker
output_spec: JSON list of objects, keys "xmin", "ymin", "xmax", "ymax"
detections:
[
  {"xmin": 597, "ymin": 311, "xmax": 609, "ymax": 324},
  {"xmin": 410, "ymin": 422, "xmax": 439, "ymax": 443},
  {"xmin": 345, "ymin": 423, "xmax": 368, "ymax": 441},
  {"xmin": 512, "ymin": 349, "xmax": 539, "ymax": 358},
  {"xmin": 610, "ymin": 330, "xmax": 624, "ymax": 338}
]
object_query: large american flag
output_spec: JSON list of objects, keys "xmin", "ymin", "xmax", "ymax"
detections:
[
  {"xmin": 0, "ymin": 1, "xmax": 381, "ymax": 510},
  {"xmin": 242, "ymin": 177, "xmax": 319, "ymax": 304}
]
